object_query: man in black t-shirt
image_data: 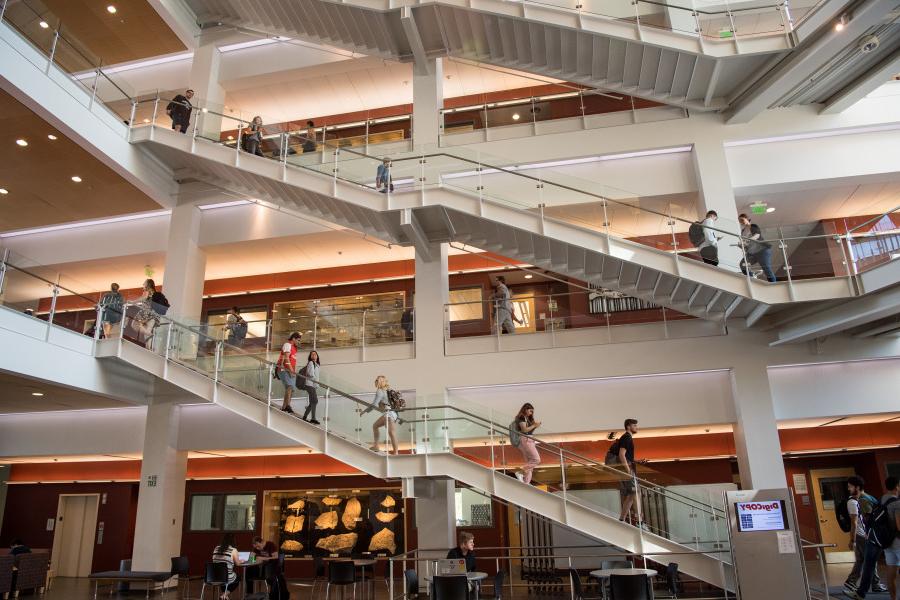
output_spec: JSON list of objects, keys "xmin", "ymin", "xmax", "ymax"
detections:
[{"xmin": 611, "ymin": 419, "xmax": 643, "ymax": 523}]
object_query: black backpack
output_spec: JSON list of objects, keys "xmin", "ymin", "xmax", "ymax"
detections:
[
  {"xmin": 688, "ymin": 222, "xmax": 705, "ymax": 247},
  {"xmin": 151, "ymin": 291, "xmax": 170, "ymax": 315},
  {"xmin": 231, "ymin": 318, "xmax": 248, "ymax": 340},
  {"xmin": 836, "ymin": 500, "xmax": 852, "ymax": 533},
  {"xmin": 866, "ymin": 497, "xmax": 898, "ymax": 548}
]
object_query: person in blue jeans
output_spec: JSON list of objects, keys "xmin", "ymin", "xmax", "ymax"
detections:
[
  {"xmin": 850, "ymin": 476, "xmax": 899, "ymax": 600},
  {"xmin": 738, "ymin": 214, "xmax": 777, "ymax": 282}
]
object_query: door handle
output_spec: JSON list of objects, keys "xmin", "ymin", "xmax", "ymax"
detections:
[{"xmin": 819, "ymin": 519, "xmax": 828, "ymax": 523}]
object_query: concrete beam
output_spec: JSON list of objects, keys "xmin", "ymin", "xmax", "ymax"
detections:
[
  {"xmin": 400, "ymin": 208, "xmax": 433, "ymax": 261},
  {"xmin": 821, "ymin": 48, "xmax": 900, "ymax": 115},
  {"xmin": 400, "ymin": 6, "xmax": 431, "ymax": 76},
  {"xmin": 726, "ymin": 0, "xmax": 898, "ymax": 124},
  {"xmin": 771, "ymin": 284, "xmax": 900, "ymax": 345},
  {"xmin": 147, "ymin": 0, "xmax": 202, "ymax": 50}
]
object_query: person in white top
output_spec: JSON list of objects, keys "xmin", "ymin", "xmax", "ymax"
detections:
[
  {"xmin": 299, "ymin": 351, "xmax": 321, "ymax": 425},
  {"xmin": 493, "ymin": 276, "xmax": 522, "ymax": 334},
  {"xmin": 370, "ymin": 375, "xmax": 399, "ymax": 455},
  {"xmin": 697, "ymin": 210, "xmax": 722, "ymax": 266}
]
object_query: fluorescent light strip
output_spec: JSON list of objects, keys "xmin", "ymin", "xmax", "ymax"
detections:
[
  {"xmin": 725, "ymin": 123, "xmax": 900, "ymax": 147},
  {"xmin": 74, "ymin": 51, "xmax": 193, "ymax": 79},
  {"xmin": 197, "ymin": 200, "xmax": 253, "ymax": 210},
  {"xmin": 0, "ymin": 210, "xmax": 172, "ymax": 238}
]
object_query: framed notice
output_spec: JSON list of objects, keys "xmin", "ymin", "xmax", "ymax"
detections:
[{"xmin": 735, "ymin": 500, "xmax": 789, "ymax": 532}]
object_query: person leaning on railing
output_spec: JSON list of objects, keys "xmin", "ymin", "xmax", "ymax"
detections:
[{"xmin": 166, "ymin": 89, "xmax": 193, "ymax": 133}]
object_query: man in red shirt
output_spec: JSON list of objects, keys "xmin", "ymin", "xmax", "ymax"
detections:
[{"xmin": 278, "ymin": 332, "xmax": 302, "ymax": 413}]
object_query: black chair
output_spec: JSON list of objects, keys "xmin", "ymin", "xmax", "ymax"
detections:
[
  {"xmin": 493, "ymin": 570, "xmax": 505, "ymax": 599},
  {"xmin": 199, "ymin": 562, "xmax": 229, "ymax": 600},
  {"xmin": 170, "ymin": 556, "xmax": 203, "ymax": 600},
  {"xmin": 663, "ymin": 563, "xmax": 681, "ymax": 598},
  {"xmin": 404, "ymin": 569, "xmax": 419, "ymax": 599},
  {"xmin": 287, "ymin": 555, "xmax": 325, "ymax": 600},
  {"xmin": 326, "ymin": 560, "xmax": 357, "ymax": 600},
  {"xmin": 245, "ymin": 560, "xmax": 281, "ymax": 600},
  {"xmin": 609, "ymin": 574, "xmax": 652, "ymax": 600},
  {"xmin": 433, "ymin": 575, "xmax": 468, "ymax": 600},
  {"xmin": 569, "ymin": 569, "xmax": 603, "ymax": 600}
]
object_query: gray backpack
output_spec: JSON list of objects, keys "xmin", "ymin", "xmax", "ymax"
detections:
[{"xmin": 508, "ymin": 421, "xmax": 521, "ymax": 447}]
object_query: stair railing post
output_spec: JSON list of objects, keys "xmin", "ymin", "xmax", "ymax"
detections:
[
  {"xmin": 128, "ymin": 99, "xmax": 137, "ymax": 132},
  {"xmin": 559, "ymin": 448, "xmax": 567, "ymax": 504},
  {"xmin": 422, "ymin": 409, "xmax": 429, "ymax": 455},
  {"xmin": 602, "ymin": 199, "xmax": 610, "ymax": 238},
  {"xmin": 164, "ymin": 319, "xmax": 173, "ymax": 362},
  {"xmin": 361, "ymin": 309, "xmax": 367, "ymax": 362},
  {"xmin": 778, "ymin": 226, "xmax": 795, "ymax": 300},
  {"xmin": 46, "ymin": 278, "xmax": 60, "ymax": 337},
  {"xmin": 152, "ymin": 91, "xmax": 160, "ymax": 126},
  {"xmin": 494, "ymin": 302, "xmax": 502, "ymax": 353},
  {"xmin": 313, "ymin": 314, "xmax": 319, "ymax": 349},
  {"xmin": 88, "ymin": 67, "xmax": 101, "ymax": 111},
  {"xmin": 235, "ymin": 118, "xmax": 243, "ymax": 161},
  {"xmin": 267, "ymin": 363, "xmax": 274, "ymax": 410},
  {"xmin": 0, "ymin": 248, "xmax": 9, "ymax": 297},
  {"xmin": 94, "ymin": 305, "xmax": 104, "ymax": 343},
  {"xmin": 783, "ymin": 0, "xmax": 795, "ymax": 31},
  {"xmin": 548, "ymin": 293, "xmax": 556, "ymax": 348},
  {"xmin": 46, "ymin": 29, "xmax": 59, "ymax": 74},
  {"xmin": 213, "ymin": 341, "xmax": 222, "ymax": 384},
  {"xmin": 324, "ymin": 388, "xmax": 330, "ymax": 435}
]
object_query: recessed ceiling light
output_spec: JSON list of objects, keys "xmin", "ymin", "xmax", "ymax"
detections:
[
  {"xmin": 524, "ymin": 274, "xmax": 533, "ymax": 279},
  {"xmin": 0, "ymin": 188, "xmax": 8, "ymax": 195},
  {"xmin": 512, "ymin": 113, "xmax": 520, "ymax": 121},
  {"xmin": 15, "ymin": 139, "xmax": 28, "ymax": 147},
  {"xmin": 47, "ymin": 134, "xmax": 57, "ymax": 140},
  {"xmin": 142, "ymin": 118, "xmax": 150, "ymax": 123},
  {"xmin": 31, "ymin": 392, "xmax": 44, "ymax": 396},
  {"xmin": 226, "ymin": 135, "xmax": 234, "ymax": 140},
  {"xmin": 71, "ymin": 176, "xmax": 82, "ymax": 183},
  {"xmin": 106, "ymin": 5, "xmax": 117, "ymax": 14},
  {"xmin": 766, "ymin": 207, "xmax": 776, "ymax": 213},
  {"xmin": 39, "ymin": 20, "xmax": 49, "ymax": 28}
]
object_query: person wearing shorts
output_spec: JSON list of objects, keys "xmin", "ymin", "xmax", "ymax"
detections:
[
  {"xmin": 278, "ymin": 332, "xmax": 302, "ymax": 413},
  {"xmin": 610, "ymin": 419, "xmax": 646, "ymax": 525},
  {"xmin": 370, "ymin": 375, "xmax": 399, "ymax": 454}
]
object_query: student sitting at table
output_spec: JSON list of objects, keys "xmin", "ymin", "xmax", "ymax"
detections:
[
  {"xmin": 447, "ymin": 531, "xmax": 476, "ymax": 572},
  {"xmin": 212, "ymin": 533, "xmax": 243, "ymax": 600},
  {"xmin": 250, "ymin": 536, "xmax": 288, "ymax": 600}
]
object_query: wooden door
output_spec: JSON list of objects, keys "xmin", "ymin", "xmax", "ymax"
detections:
[
  {"xmin": 54, "ymin": 495, "xmax": 99, "ymax": 577},
  {"xmin": 809, "ymin": 468, "xmax": 856, "ymax": 563}
]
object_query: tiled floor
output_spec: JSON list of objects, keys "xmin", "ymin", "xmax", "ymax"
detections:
[{"xmin": 30, "ymin": 562, "xmax": 900, "ymax": 600}]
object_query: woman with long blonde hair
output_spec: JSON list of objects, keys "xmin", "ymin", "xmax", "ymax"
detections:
[{"xmin": 371, "ymin": 375, "xmax": 399, "ymax": 455}]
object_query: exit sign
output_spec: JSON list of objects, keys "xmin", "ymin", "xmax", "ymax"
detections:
[{"xmin": 750, "ymin": 203, "xmax": 767, "ymax": 215}]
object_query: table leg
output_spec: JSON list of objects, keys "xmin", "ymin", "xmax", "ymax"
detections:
[
  {"xmin": 146, "ymin": 579, "xmax": 151, "ymax": 600},
  {"xmin": 94, "ymin": 580, "xmax": 99, "ymax": 600}
]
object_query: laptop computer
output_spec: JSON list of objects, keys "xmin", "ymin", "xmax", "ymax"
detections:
[
  {"xmin": 436, "ymin": 559, "xmax": 467, "ymax": 576},
  {"xmin": 238, "ymin": 551, "xmax": 253, "ymax": 563}
]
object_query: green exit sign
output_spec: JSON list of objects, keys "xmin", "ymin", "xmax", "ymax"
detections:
[{"xmin": 751, "ymin": 204, "xmax": 767, "ymax": 215}]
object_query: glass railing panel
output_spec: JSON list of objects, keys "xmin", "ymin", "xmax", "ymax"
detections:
[
  {"xmin": 442, "ymin": 105, "xmax": 487, "ymax": 136},
  {"xmin": 284, "ymin": 132, "xmax": 328, "ymax": 167},
  {"xmin": 362, "ymin": 308, "xmax": 410, "ymax": 345},
  {"xmin": 847, "ymin": 209, "xmax": 900, "ymax": 274},
  {"xmin": 1, "ymin": 0, "xmax": 60, "ymax": 58},
  {"xmin": 0, "ymin": 264, "xmax": 53, "ymax": 318},
  {"xmin": 777, "ymin": 234, "xmax": 842, "ymax": 281},
  {"xmin": 633, "ymin": 1, "xmax": 699, "ymax": 37}
]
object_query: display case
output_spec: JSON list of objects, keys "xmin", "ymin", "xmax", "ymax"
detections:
[{"xmin": 262, "ymin": 487, "xmax": 405, "ymax": 558}]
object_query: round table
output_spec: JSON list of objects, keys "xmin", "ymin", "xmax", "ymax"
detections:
[{"xmin": 589, "ymin": 568, "xmax": 657, "ymax": 578}]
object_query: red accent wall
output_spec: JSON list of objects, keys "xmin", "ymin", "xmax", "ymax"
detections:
[{"xmin": 0, "ymin": 482, "xmax": 138, "ymax": 572}]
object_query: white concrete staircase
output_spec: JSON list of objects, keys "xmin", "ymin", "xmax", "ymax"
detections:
[
  {"xmin": 92, "ymin": 328, "xmax": 734, "ymax": 590},
  {"xmin": 183, "ymin": 0, "xmax": 793, "ymax": 111},
  {"xmin": 131, "ymin": 125, "xmax": 855, "ymax": 325}
]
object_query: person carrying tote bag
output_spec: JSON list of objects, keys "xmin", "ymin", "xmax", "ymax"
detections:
[{"xmin": 297, "ymin": 351, "xmax": 321, "ymax": 425}]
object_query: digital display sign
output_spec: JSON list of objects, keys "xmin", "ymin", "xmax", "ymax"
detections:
[{"xmin": 735, "ymin": 500, "xmax": 788, "ymax": 532}]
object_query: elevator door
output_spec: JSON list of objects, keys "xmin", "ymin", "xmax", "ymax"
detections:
[{"xmin": 53, "ymin": 494, "xmax": 99, "ymax": 577}]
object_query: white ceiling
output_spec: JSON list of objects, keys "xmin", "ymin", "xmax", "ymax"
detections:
[{"xmin": 0, "ymin": 372, "xmax": 131, "ymax": 414}]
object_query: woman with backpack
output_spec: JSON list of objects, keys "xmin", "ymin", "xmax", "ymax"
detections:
[
  {"xmin": 98, "ymin": 282, "xmax": 124, "ymax": 338},
  {"xmin": 512, "ymin": 403, "xmax": 541, "ymax": 484},
  {"xmin": 299, "ymin": 350, "xmax": 321, "ymax": 425},
  {"xmin": 370, "ymin": 375, "xmax": 400, "ymax": 455}
]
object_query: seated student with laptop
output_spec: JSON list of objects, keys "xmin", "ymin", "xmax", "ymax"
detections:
[{"xmin": 446, "ymin": 531, "xmax": 476, "ymax": 572}]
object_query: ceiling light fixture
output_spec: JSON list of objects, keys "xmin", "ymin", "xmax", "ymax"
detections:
[
  {"xmin": 142, "ymin": 118, "xmax": 150, "ymax": 123},
  {"xmin": 15, "ymin": 139, "xmax": 28, "ymax": 147},
  {"xmin": 31, "ymin": 392, "xmax": 44, "ymax": 396},
  {"xmin": 766, "ymin": 207, "xmax": 776, "ymax": 213},
  {"xmin": 0, "ymin": 188, "xmax": 7, "ymax": 195},
  {"xmin": 524, "ymin": 274, "xmax": 533, "ymax": 279},
  {"xmin": 835, "ymin": 14, "xmax": 849, "ymax": 31},
  {"xmin": 71, "ymin": 176, "xmax": 82, "ymax": 183},
  {"xmin": 39, "ymin": 20, "xmax": 49, "ymax": 28},
  {"xmin": 106, "ymin": 5, "xmax": 117, "ymax": 14},
  {"xmin": 512, "ymin": 113, "xmax": 520, "ymax": 121},
  {"xmin": 47, "ymin": 134, "xmax": 57, "ymax": 140}
]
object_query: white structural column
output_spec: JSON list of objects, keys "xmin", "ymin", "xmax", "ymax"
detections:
[
  {"xmin": 413, "ymin": 242, "xmax": 449, "ymax": 401},
  {"xmin": 691, "ymin": 135, "xmax": 743, "ymax": 271},
  {"xmin": 131, "ymin": 402, "xmax": 188, "ymax": 571},
  {"xmin": 412, "ymin": 477, "xmax": 456, "ymax": 580},
  {"xmin": 412, "ymin": 58, "xmax": 443, "ymax": 151},
  {"xmin": 730, "ymin": 363, "xmax": 787, "ymax": 490},
  {"xmin": 189, "ymin": 43, "xmax": 226, "ymax": 138},
  {"xmin": 162, "ymin": 203, "xmax": 206, "ymax": 320}
]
